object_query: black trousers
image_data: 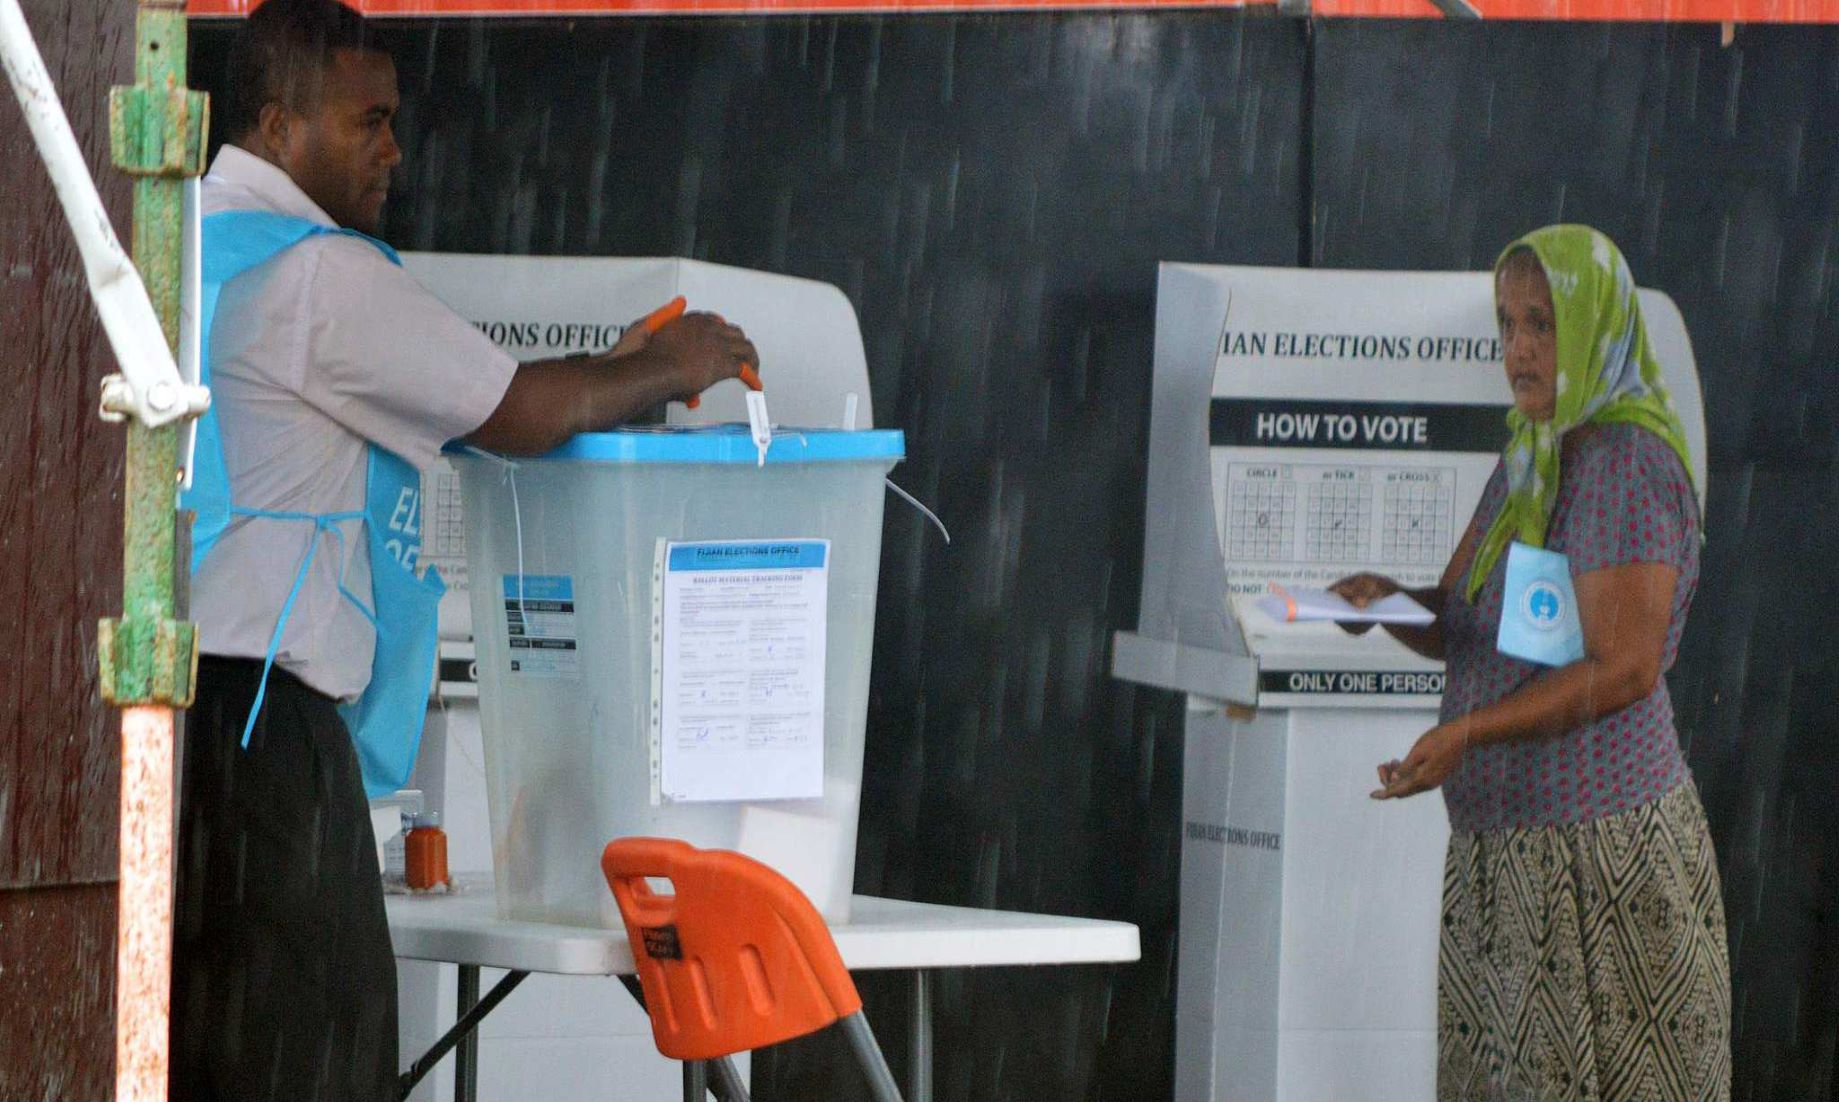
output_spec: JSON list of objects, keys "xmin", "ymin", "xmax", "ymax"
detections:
[{"xmin": 170, "ymin": 656, "xmax": 399, "ymax": 1102}]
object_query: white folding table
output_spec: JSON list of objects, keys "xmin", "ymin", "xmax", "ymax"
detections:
[{"xmin": 389, "ymin": 877, "xmax": 1141, "ymax": 1102}]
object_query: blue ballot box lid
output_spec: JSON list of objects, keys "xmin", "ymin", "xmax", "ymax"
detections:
[{"xmin": 454, "ymin": 424, "xmax": 906, "ymax": 465}]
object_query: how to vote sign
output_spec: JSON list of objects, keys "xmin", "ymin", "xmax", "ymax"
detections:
[
  {"xmin": 1205, "ymin": 268, "xmax": 1516, "ymax": 597},
  {"xmin": 1209, "ymin": 399, "xmax": 1510, "ymax": 453}
]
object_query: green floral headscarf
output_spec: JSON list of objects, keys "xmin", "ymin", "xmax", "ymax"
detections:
[{"xmin": 1465, "ymin": 225, "xmax": 1696, "ymax": 601}]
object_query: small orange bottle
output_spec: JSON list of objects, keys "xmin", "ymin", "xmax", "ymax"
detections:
[{"xmin": 405, "ymin": 811, "xmax": 450, "ymax": 891}]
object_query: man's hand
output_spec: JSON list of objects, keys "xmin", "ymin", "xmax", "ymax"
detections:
[
  {"xmin": 1372, "ymin": 724, "xmax": 1468, "ymax": 800},
  {"xmin": 609, "ymin": 317, "xmax": 654, "ymax": 359},
  {"xmin": 642, "ymin": 312, "xmax": 759, "ymax": 402},
  {"xmin": 470, "ymin": 311, "xmax": 762, "ymax": 456},
  {"xmin": 1327, "ymin": 572, "xmax": 1403, "ymax": 636}
]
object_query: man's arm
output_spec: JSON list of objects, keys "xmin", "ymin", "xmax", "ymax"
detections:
[{"xmin": 467, "ymin": 312, "xmax": 758, "ymax": 456}]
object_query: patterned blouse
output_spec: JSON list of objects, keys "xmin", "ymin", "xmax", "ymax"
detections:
[{"xmin": 1439, "ymin": 423, "xmax": 1700, "ymax": 834}]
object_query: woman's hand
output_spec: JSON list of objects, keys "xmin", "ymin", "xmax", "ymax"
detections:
[
  {"xmin": 1327, "ymin": 573, "xmax": 1404, "ymax": 635},
  {"xmin": 1372, "ymin": 724, "xmax": 1469, "ymax": 800}
]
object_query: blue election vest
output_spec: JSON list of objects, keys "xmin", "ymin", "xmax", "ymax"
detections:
[
  {"xmin": 186, "ymin": 210, "xmax": 444, "ymax": 797},
  {"xmin": 1497, "ymin": 542, "xmax": 1585, "ymax": 668}
]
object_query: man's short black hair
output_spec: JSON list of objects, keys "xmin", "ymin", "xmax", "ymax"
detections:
[{"xmin": 221, "ymin": 0, "xmax": 391, "ymax": 141}]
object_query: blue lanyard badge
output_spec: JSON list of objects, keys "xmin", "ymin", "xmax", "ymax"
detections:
[{"xmin": 1496, "ymin": 542, "xmax": 1585, "ymax": 667}]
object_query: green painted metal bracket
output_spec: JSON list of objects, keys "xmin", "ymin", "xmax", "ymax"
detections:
[
  {"xmin": 109, "ymin": 83, "xmax": 207, "ymax": 179},
  {"xmin": 98, "ymin": 3, "xmax": 203, "ymax": 709},
  {"xmin": 99, "ymin": 616, "xmax": 197, "ymax": 708}
]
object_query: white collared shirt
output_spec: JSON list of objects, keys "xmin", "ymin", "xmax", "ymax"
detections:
[{"xmin": 193, "ymin": 145, "xmax": 517, "ymax": 700}]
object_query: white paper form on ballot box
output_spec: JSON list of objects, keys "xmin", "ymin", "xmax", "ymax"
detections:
[{"xmin": 659, "ymin": 540, "xmax": 829, "ymax": 803}]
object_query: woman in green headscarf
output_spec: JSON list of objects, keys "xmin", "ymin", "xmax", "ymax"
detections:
[{"xmin": 1332, "ymin": 225, "xmax": 1730, "ymax": 1100}]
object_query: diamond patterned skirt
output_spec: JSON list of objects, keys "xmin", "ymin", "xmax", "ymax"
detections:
[{"xmin": 1437, "ymin": 783, "xmax": 1732, "ymax": 1102}]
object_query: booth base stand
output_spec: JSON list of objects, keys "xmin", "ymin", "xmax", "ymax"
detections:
[{"xmin": 1177, "ymin": 702, "xmax": 1450, "ymax": 1102}]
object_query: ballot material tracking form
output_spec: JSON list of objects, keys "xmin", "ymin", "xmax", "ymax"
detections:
[{"xmin": 660, "ymin": 540, "xmax": 830, "ymax": 803}]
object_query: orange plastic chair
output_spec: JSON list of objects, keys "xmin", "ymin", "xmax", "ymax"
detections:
[{"xmin": 602, "ymin": 837, "xmax": 904, "ymax": 1102}]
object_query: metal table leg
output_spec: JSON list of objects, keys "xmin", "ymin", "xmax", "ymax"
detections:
[
  {"xmin": 399, "ymin": 966, "xmax": 528, "ymax": 1100},
  {"xmin": 909, "ymin": 969, "xmax": 934, "ymax": 1102},
  {"xmin": 456, "ymin": 965, "xmax": 479, "ymax": 1102}
]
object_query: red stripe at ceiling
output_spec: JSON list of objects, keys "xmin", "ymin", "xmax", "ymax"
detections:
[
  {"xmin": 186, "ymin": 0, "xmax": 1839, "ymax": 14},
  {"xmin": 1314, "ymin": 0, "xmax": 1838, "ymax": 17},
  {"xmin": 188, "ymin": 0, "xmax": 1273, "ymax": 13}
]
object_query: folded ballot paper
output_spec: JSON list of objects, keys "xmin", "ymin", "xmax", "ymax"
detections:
[{"xmin": 1255, "ymin": 584, "xmax": 1435, "ymax": 626}]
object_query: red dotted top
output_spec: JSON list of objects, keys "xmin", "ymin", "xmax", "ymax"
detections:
[{"xmin": 1439, "ymin": 423, "xmax": 1699, "ymax": 834}]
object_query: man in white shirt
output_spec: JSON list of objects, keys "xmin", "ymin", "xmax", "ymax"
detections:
[{"xmin": 170, "ymin": 2, "xmax": 757, "ymax": 1098}]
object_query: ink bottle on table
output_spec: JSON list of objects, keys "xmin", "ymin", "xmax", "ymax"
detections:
[{"xmin": 405, "ymin": 811, "xmax": 451, "ymax": 892}]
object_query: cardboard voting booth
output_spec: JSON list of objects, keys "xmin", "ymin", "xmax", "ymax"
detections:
[{"xmin": 1114, "ymin": 262, "xmax": 1706, "ymax": 1102}]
